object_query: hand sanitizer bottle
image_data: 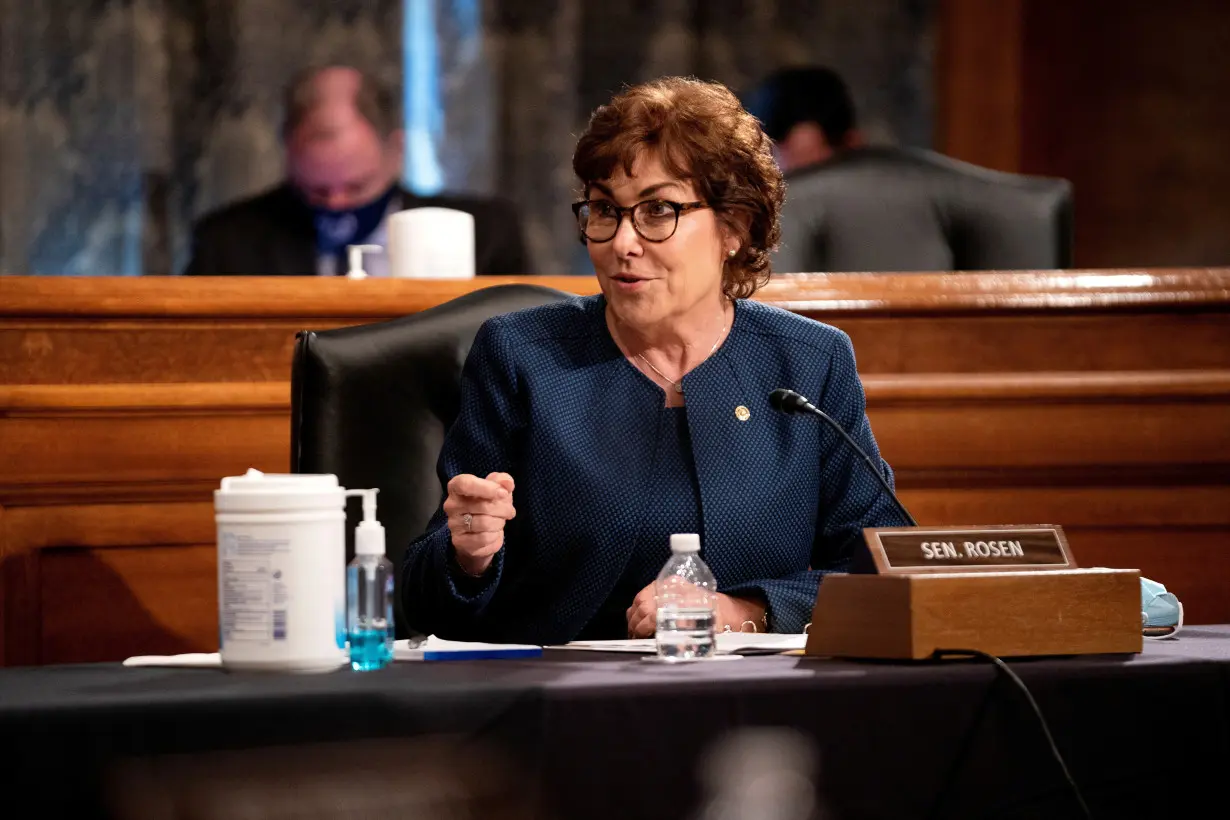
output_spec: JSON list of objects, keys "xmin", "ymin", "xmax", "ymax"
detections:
[{"xmin": 345, "ymin": 489, "xmax": 394, "ymax": 671}]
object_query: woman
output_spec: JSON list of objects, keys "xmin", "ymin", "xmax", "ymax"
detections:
[{"xmin": 402, "ymin": 77, "xmax": 908, "ymax": 645}]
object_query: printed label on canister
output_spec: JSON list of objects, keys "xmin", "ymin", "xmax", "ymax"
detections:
[{"xmin": 220, "ymin": 531, "xmax": 292, "ymax": 645}]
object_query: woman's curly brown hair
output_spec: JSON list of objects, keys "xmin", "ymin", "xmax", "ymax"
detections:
[{"xmin": 572, "ymin": 76, "xmax": 785, "ymax": 299}]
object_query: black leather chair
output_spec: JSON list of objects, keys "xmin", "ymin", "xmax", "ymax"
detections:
[
  {"xmin": 773, "ymin": 146, "xmax": 1073, "ymax": 273},
  {"xmin": 290, "ymin": 284, "xmax": 573, "ymax": 634}
]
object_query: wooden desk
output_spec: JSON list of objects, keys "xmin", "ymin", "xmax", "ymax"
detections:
[{"xmin": 2, "ymin": 270, "xmax": 1228, "ymax": 665}]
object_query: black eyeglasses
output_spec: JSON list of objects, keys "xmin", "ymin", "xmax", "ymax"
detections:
[{"xmin": 571, "ymin": 199, "xmax": 710, "ymax": 243}]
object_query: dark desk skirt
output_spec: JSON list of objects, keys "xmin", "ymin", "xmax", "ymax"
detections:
[{"xmin": 3, "ymin": 627, "xmax": 1229, "ymax": 820}]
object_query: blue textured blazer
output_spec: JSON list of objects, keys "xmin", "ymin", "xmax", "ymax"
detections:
[{"xmin": 402, "ymin": 294, "xmax": 909, "ymax": 644}]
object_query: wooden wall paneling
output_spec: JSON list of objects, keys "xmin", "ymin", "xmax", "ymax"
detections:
[
  {"xmin": 917, "ymin": 400, "xmax": 1227, "ymax": 471},
  {"xmin": 866, "ymin": 370, "xmax": 1230, "ymax": 461},
  {"xmin": 901, "ymin": 487, "xmax": 1230, "ymax": 625},
  {"xmin": 1056, "ymin": 529, "xmax": 1230, "ymax": 627},
  {"xmin": 0, "ymin": 275, "xmax": 603, "ymax": 320},
  {"xmin": 1018, "ymin": 0, "xmax": 1082, "ymax": 203},
  {"xmin": 39, "ymin": 543, "xmax": 218, "ymax": 664},
  {"xmin": 0, "ymin": 322, "xmax": 306, "ymax": 385},
  {"xmin": 6, "ymin": 311, "xmax": 1228, "ymax": 383},
  {"xmin": 900, "ymin": 485, "xmax": 1230, "ymax": 530},
  {"xmin": 0, "ymin": 504, "xmax": 11, "ymax": 664},
  {"xmin": 873, "ymin": 367, "xmax": 1230, "ymax": 623},
  {"xmin": 753, "ymin": 269, "xmax": 1230, "ymax": 312},
  {"xmin": 940, "ymin": 1, "xmax": 1230, "ymax": 266},
  {"xmin": 935, "ymin": 0, "xmax": 1025, "ymax": 171},
  {"xmin": 1019, "ymin": 1, "xmax": 1230, "ymax": 268},
  {"xmin": 1, "ymin": 271, "xmax": 1227, "ymax": 663},
  {"xmin": 2, "ymin": 502, "xmax": 217, "ymax": 666},
  {"xmin": 0, "ymin": 383, "xmax": 290, "ymax": 492},
  {"xmin": 3, "ymin": 271, "xmax": 1226, "ymax": 321},
  {"xmin": 830, "ymin": 313, "xmax": 1230, "ymax": 373},
  {"xmin": 0, "ymin": 412, "xmax": 285, "ymax": 487}
]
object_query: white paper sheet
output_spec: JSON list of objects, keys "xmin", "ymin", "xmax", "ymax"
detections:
[
  {"xmin": 393, "ymin": 636, "xmax": 542, "ymax": 661},
  {"xmin": 552, "ymin": 633, "xmax": 807, "ymax": 655},
  {"xmin": 122, "ymin": 652, "xmax": 223, "ymax": 668},
  {"xmin": 553, "ymin": 638, "xmax": 657, "ymax": 653}
]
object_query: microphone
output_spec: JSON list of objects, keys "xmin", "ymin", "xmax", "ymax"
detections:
[{"xmin": 769, "ymin": 388, "xmax": 918, "ymax": 527}]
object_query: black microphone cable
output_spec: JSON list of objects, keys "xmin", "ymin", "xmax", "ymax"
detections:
[
  {"xmin": 771, "ymin": 387, "xmax": 1090, "ymax": 816},
  {"xmin": 927, "ymin": 648, "xmax": 1093, "ymax": 820}
]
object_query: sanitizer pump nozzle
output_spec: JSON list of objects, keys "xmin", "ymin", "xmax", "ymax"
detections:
[
  {"xmin": 345, "ymin": 244, "xmax": 383, "ymax": 279},
  {"xmin": 346, "ymin": 488, "xmax": 384, "ymax": 556}
]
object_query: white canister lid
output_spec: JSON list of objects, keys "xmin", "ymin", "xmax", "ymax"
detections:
[
  {"xmin": 215, "ymin": 468, "xmax": 345, "ymax": 513},
  {"xmin": 386, "ymin": 207, "xmax": 476, "ymax": 279}
]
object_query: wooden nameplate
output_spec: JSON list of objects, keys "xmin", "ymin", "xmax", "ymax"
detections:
[{"xmin": 805, "ymin": 525, "xmax": 1143, "ymax": 659}]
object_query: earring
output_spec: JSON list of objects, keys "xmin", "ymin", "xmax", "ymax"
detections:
[{"xmin": 727, "ymin": 248, "xmax": 737, "ymax": 258}]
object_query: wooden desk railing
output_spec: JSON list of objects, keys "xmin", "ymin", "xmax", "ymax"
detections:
[{"xmin": 2, "ymin": 270, "xmax": 1229, "ymax": 665}]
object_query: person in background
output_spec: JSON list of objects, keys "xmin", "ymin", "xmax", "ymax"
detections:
[
  {"xmin": 401, "ymin": 76, "xmax": 908, "ymax": 645},
  {"xmin": 743, "ymin": 65, "xmax": 864, "ymax": 174},
  {"xmin": 184, "ymin": 65, "xmax": 530, "ymax": 277}
]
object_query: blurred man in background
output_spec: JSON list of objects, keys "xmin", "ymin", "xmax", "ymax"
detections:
[
  {"xmin": 184, "ymin": 65, "xmax": 530, "ymax": 277},
  {"xmin": 743, "ymin": 66, "xmax": 864, "ymax": 174}
]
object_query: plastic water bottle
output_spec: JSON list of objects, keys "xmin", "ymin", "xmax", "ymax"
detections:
[
  {"xmin": 655, "ymin": 533, "xmax": 717, "ymax": 661},
  {"xmin": 345, "ymin": 489, "xmax": 394, "ymax": 671}
]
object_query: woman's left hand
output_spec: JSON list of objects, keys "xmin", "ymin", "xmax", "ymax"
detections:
[{"xmin": 625, "ymin": 584, "xmax": 767, "ymax": 638}]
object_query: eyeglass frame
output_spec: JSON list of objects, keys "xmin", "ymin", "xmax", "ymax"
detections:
[{"xmin": 570, "ymin": 198, "xmax": 711, "ymax": 244}]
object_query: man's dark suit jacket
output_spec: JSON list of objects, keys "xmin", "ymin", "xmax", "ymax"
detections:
[{"xmin": 183, "ymin": 184, "xmax": 531, "ymax": 276}]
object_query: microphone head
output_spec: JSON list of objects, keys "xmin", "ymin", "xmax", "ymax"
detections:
[{"xmin": 769, "ymin": 388, "xmax": 806, "ymax": 413}]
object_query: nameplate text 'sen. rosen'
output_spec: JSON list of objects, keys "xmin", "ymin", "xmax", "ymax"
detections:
[{"xmin": 861, "ymin": 526, "xmax": 1074, "ymax": 573}]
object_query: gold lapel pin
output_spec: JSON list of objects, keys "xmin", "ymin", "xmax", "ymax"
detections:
[{"xmin": 735, "ymin": 405, "xmax": 751, "ymax": 422}]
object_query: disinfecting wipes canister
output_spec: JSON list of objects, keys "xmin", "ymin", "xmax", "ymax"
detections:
[{"xmin": 214, "ymin": 469, "xmax": 347, "ymax": 672}]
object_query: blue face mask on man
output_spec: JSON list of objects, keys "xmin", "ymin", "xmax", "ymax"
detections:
[{"xmin": 310, "ymin": 184, "xmax": 398, "ymax": 260}]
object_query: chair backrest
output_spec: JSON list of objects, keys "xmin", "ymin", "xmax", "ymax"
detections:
[
  {"xmin": 290, "ymin": 283, "xmax": 574, "ymax": 631},
  {"xmin": 773, "ymin": 146, "xmax": 1073, "ymax": 273}
]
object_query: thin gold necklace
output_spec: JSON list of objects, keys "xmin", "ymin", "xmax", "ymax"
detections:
[{"xmin": 636, "ymin": 314, "xmax": 728, "ymax": 394}]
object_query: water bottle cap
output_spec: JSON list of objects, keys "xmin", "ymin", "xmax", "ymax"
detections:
[{"xmin": 670, "ymin": 533, "xmax": 701, "ymax": 553}]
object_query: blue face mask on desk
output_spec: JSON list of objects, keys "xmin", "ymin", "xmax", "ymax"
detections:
[{"xmin": 1141, "ymin": 577, "xmax": 1183, "ymax": 639}]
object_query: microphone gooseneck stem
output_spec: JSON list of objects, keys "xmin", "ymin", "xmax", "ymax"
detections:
[{"xmin": 775, "ymin": 389, "xmax": 918, "ymax": 527}]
